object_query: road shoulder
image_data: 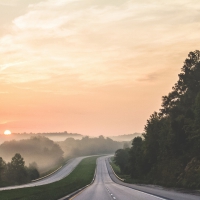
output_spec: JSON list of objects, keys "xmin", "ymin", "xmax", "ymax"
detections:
[{"xmin": 106, "ymin": 157, "xmax": 200, "ymax": 200}]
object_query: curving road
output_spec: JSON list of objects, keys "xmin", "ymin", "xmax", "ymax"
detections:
[
  {"xmin": 0, "ymin": 156, "xmax": 87, "ymax": 191},
  {"xmin": 72, "ymin": 156, "xmax": 200, "ymax": 200}
]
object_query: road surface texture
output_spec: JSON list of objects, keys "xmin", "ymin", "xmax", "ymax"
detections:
[
  {"xmin": 72, "ymin": 156, "xmax": 200, "ymax": 200},
  {"xmin": 0, "ymin": 156, "xmax": 87, "ymax": 191}
]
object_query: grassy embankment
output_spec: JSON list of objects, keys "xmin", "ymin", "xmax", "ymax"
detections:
[
  {"xmin": 0, "ymin": 156, "xmax": 98, "ymax": 200},
  {"xmin": 110, "ymin": 157, "xmax": 148, "ymax": 184},
  {"xmin": 109, "ymin": 157, "xmax": 129, "ymax": 181}
]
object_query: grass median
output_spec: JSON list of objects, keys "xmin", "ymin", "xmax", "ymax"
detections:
[{"xmin": 0, "ymin": 156, "xmax": 99, "ymax": 200}]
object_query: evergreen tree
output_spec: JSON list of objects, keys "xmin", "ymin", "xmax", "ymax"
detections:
[{"xmin": 8, "ymin": 153, "xmax": 28, "ymax": 184}]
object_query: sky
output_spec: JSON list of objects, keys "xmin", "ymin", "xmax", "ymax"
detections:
[{"xmin": 0, "ymin": 0, "xmax": 200, "ymax": 136}]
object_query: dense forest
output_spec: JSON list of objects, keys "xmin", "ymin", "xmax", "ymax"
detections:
[{"xmin": 114, "ymin": 50, "xmax": 200, "ymax": 189}]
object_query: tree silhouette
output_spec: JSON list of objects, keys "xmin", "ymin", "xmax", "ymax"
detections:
[
  {"xmin": 8, "ymin": 153, "xmax": 28, "ymax": 184},
  {"xmin": 114, "ymin": 50, "xmax": 200, "ymax": 188},
  {"xmin": 0, "ymin": 157, "xmax": 6, "ymax": 181}
]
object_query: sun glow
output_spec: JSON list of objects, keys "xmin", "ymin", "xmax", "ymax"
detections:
[{"xmin": 4, "ymin": 130, "xmax": 11, "ymax": 135}]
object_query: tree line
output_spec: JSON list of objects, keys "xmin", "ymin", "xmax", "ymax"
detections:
[
  {"xmin": 0, "ymin": 136, "xmax": 64, "ymax": 173},
  {"xmin": 114, "ymin": 50, "xmax": 200, "ymax": 189},
  {"xmin": 0, "ymin": 135, "xmax": 123, "ymax": 187},
  {"xmin": 59, "ymin": 135, "xmax": 123, "ymax": 158},
  {"xmin": 0, "ymin": 153, "xmax": 39, "ymax": 187}
]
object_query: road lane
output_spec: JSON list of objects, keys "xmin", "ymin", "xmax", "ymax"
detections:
[
  {"xmin": 72, "ymin": 156, "xmax": 200, "ymax": 200},
  {"xmin": 0, "ymin": 156, "xmax": 87, "ymax": 191},
  {"xmin": 72, "ymin": 156, "xmax": 166, "ymax": 200},
  {"xmin": 106, "ymin": 157, "xmax": 200, "ymax": 200}
]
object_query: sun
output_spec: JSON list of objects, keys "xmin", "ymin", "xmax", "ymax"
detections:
[{"xmin": 4, "ymin": 130, "xmax": 11, "ymax": 135}]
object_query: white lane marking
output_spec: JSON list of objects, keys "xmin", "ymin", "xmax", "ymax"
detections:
[
  {"xmin": 106, "ymin": 186, "xmax": 116, "ymax": 199},
  {"xmin": 134, "ymin": 189, "xmax": 166, "ymax": 200}
]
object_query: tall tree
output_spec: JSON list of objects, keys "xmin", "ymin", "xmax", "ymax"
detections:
[
  {"xmin": 7, "ymin": 153, "xmax": 28, "ymax": 184},
  {"xmin": 114, "ymin": 148, "xmax": 129, "ymax": 174},
  {"xmin": 0, "ymin": 157, "xmax": 6, "ymax": 182}
]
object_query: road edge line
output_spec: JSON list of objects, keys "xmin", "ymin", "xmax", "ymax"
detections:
[
  {"xmin": 109, "ymin": 163, "xmax": 125, "ymax": 182},
  {"xmin": 106, "ymin": 157, "xmax": 172, "ymax": 200}
]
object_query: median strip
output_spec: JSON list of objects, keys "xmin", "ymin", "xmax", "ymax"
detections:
[{"xmin": 58, "ymin": 168, "xmax": 97, "ymax": 200}]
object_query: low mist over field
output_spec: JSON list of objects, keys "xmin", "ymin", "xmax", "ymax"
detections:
[
  {"xmin": 0, "ymin": 131, "xmax": 83, "ymax": 144},
  {"xmin": 109, "ymin": 133, "xmax": 142, "ymax": 142},
  {"xmin": 58, "ymin": 135, "xmax": 123, "ymax": 158},
  {"xmin": 0, "ymin": 132, "xmax": 141, "ymax": 144}
]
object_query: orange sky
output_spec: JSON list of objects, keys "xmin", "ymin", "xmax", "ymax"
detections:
[{"xmin": 0, "ymin": 0, "xmax": 200, "ymax": 136}]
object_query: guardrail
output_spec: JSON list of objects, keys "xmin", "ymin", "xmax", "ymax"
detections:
[
  {"xmin": 31, "ymin": 165, "xmax": 62, "ymax": 182},
  {"xmin": 109, "ymin": 162, "xmax": 125, "ymax": 182}
]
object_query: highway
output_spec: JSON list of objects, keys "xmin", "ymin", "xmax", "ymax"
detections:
[
  {"xmin": 0, "ymin": 156, "xmax": 87, "ymax": 191},
  {"xmin": 72, "ymin": 156, "xmax": 200, "ymax": 200}
]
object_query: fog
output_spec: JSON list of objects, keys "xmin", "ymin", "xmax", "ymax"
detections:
[
  {"xmin": 0, "ymin": 132, "xmax": 83, "ymax": 145},
  {"xmin": 58, "ymin": 135, "xmax": 124, "ymax": 158},
  {"xmin": 0, "ymin": 135, "xmax": 125, "ymax": 174},
  {"xmin": 109, "ymin": 133, "xmax": 142, "ymax": 142},
  {"xmin": 0, "ymin": 136, "xmax": 64, "ymax": 173}
]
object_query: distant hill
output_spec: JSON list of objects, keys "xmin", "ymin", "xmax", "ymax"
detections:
[
  {"xmin": 109, "ymin": 133, "xmax": 142, "ymax": 142},
  {"xmin": 0, "ymin": 131, "xmax": 83, "ymax": 144}
]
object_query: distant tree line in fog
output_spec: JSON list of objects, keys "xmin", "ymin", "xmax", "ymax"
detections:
[
  {"xmin": 58, "ymin": 135, "xmax": 123, "ymax": 158},
  {"xmin": 0, "ymin": 134, "xmax": 124, "ymax": 187},
  {"xmin": 0, "ymin": 153, "xmax": 39, "ymax": 187},
  {"xmin": 11, "ymin": 131, "xmax": 82, "ymax": 137},
  {"xmin": 0, "ymin": 136, "xmax": 64, "ymax": 173},
  {"xmin": 114, "ymin": 50, "xmax": 200, "ymax": 189}
]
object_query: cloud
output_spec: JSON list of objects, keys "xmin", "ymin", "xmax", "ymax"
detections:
[
  {"xmin": 0, "ymin": 61, "xmax": 28, "ymax": 71},
  {"xmin": 0, "ymin": 3, "xmax": 15, "ymax": 6},
  {"xmin": 1, "ymin": 0, "xmax": 200, "ymax": 135},
  {"xmin": 0, "ymin": 0, "xmax": 200, "ymax": 89}
]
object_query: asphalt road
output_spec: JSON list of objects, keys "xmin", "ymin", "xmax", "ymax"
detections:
[
  {"xmin": 72, "ymin": 156, "xmax": 200, "ymax": 200},
  {"xmin": 0, "ymin": 156, "xmax": 87, "ymax": 191}
]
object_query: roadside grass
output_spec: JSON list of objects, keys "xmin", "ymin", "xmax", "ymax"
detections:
[
  {"xmin": 110, "ymin": 157, "xmax": 158, "ymax": 185},
  {"xmin": 109, "ymin": 157, "xmax": 120, "ymax": 174},
  {"xmin": 0, "ymin": 156, "xmax": 99, "ymax": 200},
  {"xmin": 109, "ymin": 157, "xmax": 137, "ymax": 183}
]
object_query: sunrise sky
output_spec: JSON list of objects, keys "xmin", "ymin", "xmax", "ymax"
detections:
[{"xmin": 0, "ymin": 0, "xmax": 199, "ymax": 136}]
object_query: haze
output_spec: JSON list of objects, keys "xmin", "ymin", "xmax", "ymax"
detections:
[{"xmin": 0, "ymin": 0, "xmax": 199, "ymax": 136}]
